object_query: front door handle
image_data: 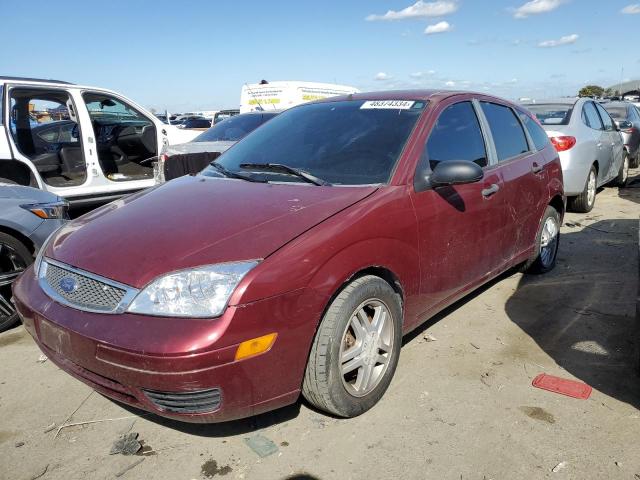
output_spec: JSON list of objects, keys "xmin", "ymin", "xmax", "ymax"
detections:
[
  {"xmin": 482, "ymin": 184, "xmax": 500, "ymax": 197},
  {"xmin": 532, "ymin": 163, "xmax": 543, "ymax": 174}
]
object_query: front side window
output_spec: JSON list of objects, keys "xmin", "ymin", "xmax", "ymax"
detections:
[
  {"xmin": 0, "ymin": 85, "xmax": 3, "ymax": 126},
  {"xmin": 519, "ymin": 111, "xmax": 550, "ymax": 151},
  {"xmin": 595, "ymin": 103, "xmax": 614, "ymax": 131},
  {"xmin": 582, "ymin": 102, "xmax": 603, "ymax": 130},
  {"xmin": 206, "ymin": 100, "xmax": 426, "ymax": 185},
  {"xmin": 425, "ymin": 101, "xmax": 487, "ymax": 169},
  {"xmin": 603, "ymin": 106, "xmax": 628, "ymax": 120},
  {"xmin": 480, "ymin": 102, "xmax": 529, "ymax": 162}
]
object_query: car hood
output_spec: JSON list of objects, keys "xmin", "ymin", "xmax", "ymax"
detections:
[
  {"xmin": 166, "ymin": 141, "xmax": 236, "ymax": 156},
  {"xmin": 0, "ymin": 184, "xmax": 61, "ymax": 203},
  {"xmin": 47, "ymin": 176, "xmax": 377, "ymax": 288}
]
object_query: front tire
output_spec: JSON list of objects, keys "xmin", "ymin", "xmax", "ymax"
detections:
[
  {"xmin": 522, "ymin": 206, "xmax": 560, "ymax": 275},
  {"xmin": 0, "ymin": 233, "xmax": 32, "ymax": 332},
  {"xmin": 568, "ymin": 166, "xmax": 597, "ymax": 213},
  {"xmin": 615, "ymin": 153, "xmax": 630, "ymax": 187},
  {"xmin": 302, "ymin": 275, "xmax": 402, "ymax": 418}
]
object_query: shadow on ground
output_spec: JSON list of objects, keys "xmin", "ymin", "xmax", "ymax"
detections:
[{"xmin": 505, "ymin": 218, "xmax": 640, "ymax": 409}]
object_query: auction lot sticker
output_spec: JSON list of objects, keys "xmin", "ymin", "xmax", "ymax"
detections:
[{"xmin": 361, "ymin": 100, "xmax": 415, "ymax": 109}]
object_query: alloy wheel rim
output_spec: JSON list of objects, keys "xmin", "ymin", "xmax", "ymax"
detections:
[
  {"xmin": 587, "ymin": 171, "xmax": 596, "ymax": 207},
  {"xmin": 0, "ymin": 243, "xmax": 27, "ymax": 319},
  {"xmin": 539, "ymin": 217, "xmax": 559, "ymax": 268},
  {"xmin": 340, "ymin": 299, "xmax": 394, "ymax": 397}
]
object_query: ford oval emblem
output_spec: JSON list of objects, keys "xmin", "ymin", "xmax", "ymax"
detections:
[{"xmin": 59, "ymin": 277, "xmax": 78, "ymax": 293}]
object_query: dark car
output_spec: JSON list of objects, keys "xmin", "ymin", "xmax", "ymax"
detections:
[
  {"xmin": 601, "ymin": 101, "xmax": 640, "ymax": 168},
  {"xmin": 13, "ymin": 91, "xmax": 563, "ymax": 423},
  {"xmin": 160, "ymin": 112, "xmax": 279, "ymax": 181},
  {"xmin": 178, "ymin": 118, "xmax": 212, "ymax": 130}
]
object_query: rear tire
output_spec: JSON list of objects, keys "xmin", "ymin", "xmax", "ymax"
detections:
[
  {"xmin": 568, "ymin": 166, "xmax": 597, "ymax": 213},
  {"xmin": 522, "ymin": 206, "xmax": 560, "ymax": 275},
  {"xmin": 0, "ymin": 233, "xmax": 32, "ymax": 332},
  {"xmin": 302, "ymin": 275, "xmax": 402, "ymax": 418}
]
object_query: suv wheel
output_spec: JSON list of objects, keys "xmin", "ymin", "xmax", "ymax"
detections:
[
  {"xmin": 0, "ymin": 233, "xmax": 31, "ymax": 332},
  {"xmin": 569, "ymin": 166, "xmax": 597, "ymax": 213},
  {"xmin": 522, "ymin": 206, "xmax": 561, "ymax": 275},
  {"xmin": 302, "ymin": 275, "xmax": 402, "ymax": 417}
]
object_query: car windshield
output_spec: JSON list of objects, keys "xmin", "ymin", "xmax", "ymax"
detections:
[
  {"xmin": 202, "ymin": 100, "xmax": 426, "ymax": 185},
  {"xmin": 194, "ymin": 114, "xmax": 268, "ymax": 142},
  {"xmin": 526, "ymin": 104, "xmax": 573, "ymax": 125},
  {"xmin": 603, "ymin": 106, "xmax": 627, "ymax": 120}
]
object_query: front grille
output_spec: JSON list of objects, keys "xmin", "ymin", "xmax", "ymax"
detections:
[
  {"xmin": 143, "ymin": 388, "xmax": 222, "ymax": 414},
  {"xmin": 40, "ymin": 260, "xmax": 136, "ymax": 313}
]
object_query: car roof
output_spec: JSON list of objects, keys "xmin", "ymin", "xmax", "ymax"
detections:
[
  {"xmin": 0, "ymin": 76, "xmax": 121, "ymax": 95},
  {"xmin": 522, "ymin": 98, "xmax": 580, "ymax": 106}
]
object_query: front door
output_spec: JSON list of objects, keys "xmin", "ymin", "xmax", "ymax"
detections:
[
  {"xmin": 595, "ymin": 102, "xmax": 623, "ymax": 181},
  {"xmin": 410, "ymin": 100, "xmax": 509, "ymax": 316}
]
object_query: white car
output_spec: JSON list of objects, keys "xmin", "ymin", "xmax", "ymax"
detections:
[{"xmin": 0, "ymin": 76, "xmax": 199, "ymax": 207}]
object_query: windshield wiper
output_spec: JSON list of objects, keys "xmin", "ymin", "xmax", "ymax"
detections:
[
  {"xmin": 209, "ymin": 162, "xmax": 265, "ymax": 183},
  {"xmin": 239, "ymin": 163, "xmax": 331, "ymax": 186}
]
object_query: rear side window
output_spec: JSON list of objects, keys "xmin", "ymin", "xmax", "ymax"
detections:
[
  {"xmin": 595, "ymin": 103, "xmax": 614, "ymax": 131},
  {"xmin": 582, "ymin": 102, "xmax": 603, "ymax": 130},
  {"xmin": 519, "ymin": 112, "xmax": 550, "ymax": 151},
  {"xmin": 426, "ymin": 101, "xmax": 487, "ymax": 168},
  {"xmin": 480, "ymin": 102, "xmax": 529, "ymax": 161}
]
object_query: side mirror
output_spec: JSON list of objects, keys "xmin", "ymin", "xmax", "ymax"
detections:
[
  {"xmin": 618, "ymin": 120, "xmax": 632, "ymax": 130},
  {"xmin": 430, "ymin": 160, "xmax": 484, "ymax": 187}
]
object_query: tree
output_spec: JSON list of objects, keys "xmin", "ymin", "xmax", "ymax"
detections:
[{"xmin": 578, "ymin": 85, "xmax": 605, "ymax": 98}]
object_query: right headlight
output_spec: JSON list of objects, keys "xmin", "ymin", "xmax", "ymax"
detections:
[{"xmin": 126, "ymin": 261, "xmax": 259, "ymax": 318}]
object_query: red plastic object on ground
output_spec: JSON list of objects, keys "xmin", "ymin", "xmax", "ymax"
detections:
[{"xmin": 532, "ymin": 373, "xmax": 592, "ymax": 400}]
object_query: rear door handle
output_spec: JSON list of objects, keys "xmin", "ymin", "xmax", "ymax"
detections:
[
  {"xmin": 482, "ymin": 184, "xmax": 499, "ymax": 197},
  {"xmin": 532, "ymin": 163, "xmax": 543, "ymax": 174}
]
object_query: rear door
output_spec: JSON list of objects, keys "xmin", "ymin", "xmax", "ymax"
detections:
[
  {"xmin": 477, "ymin": 100, "xmax": 547, "ymax": 261},
  {"xmin": 410, "ymin": 99, "xmax": 508, "ymax": 312},
  {"xmin": 594, "ymin": 102, "xmax": 623, "ymax": 181},
  {"xmin": 581, "ymin": 101, "xmax": 609, "ymax": 184}
]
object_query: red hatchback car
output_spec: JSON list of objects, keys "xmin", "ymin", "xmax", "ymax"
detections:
[{"xmin": 13, "ymin": 91, "xmax": 564, "ymax": 423}]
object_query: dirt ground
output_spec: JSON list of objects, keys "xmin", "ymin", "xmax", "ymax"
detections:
[{"xmin": 1, "ymin": 171, "xmax": 639, "ymax": 480}]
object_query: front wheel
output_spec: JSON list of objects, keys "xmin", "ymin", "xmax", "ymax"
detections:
[
  {"xmin": 615, "ymin": 153, "xmax": 630, "ymax": 187},
  {"xmin": 522, "ymin": 206, "xmax": 560, "ymax": 275},
  {"xmin": 302, "ymin": 275, "xmax": 402, "ymax": 418},
  {"xmin": 0, "ymin": 233, "xmax": 32, "ymax": 332}
]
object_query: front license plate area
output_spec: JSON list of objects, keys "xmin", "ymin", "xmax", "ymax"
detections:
[{"xmin": 39, "ymin": 319, "xmax": 71, "ymax": 357}]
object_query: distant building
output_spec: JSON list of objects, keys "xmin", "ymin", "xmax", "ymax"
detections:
[{"xmin": 607, "ymin": 80, "xmax": 640, "ymax": 97}]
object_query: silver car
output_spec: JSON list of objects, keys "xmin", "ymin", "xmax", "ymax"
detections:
[
  {"xmin": 0, "ymin": 183, "xmax": 68, "ymax": 331},
  {"xmin": 524, "ymin": 98, "xmax": 626, "ymax": 212},
  {"xmin": 601, "ymin": 101, "xmax": 640, "ymax": 169}
]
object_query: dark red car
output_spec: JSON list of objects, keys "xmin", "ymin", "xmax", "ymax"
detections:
[{"xmin": 13, "ymin": 91, "xmax": 564, "ymax": 423}]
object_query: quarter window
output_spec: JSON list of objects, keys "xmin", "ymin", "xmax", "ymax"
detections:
[
  {"xmin": 519, "ymin": 112, "xmax": 550, "ymax": 151},
  {"xmin": 425, "ymin": 101, "xmax": 488, "ymax": 169},
  {"xmin": 480, "ymin": 102, "xmax": 529, "ymax": 161},
  {"xmin": 582, "ymin": 102, "xmax": 603, "ymax": 130}
]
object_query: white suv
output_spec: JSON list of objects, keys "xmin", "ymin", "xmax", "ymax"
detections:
[{"xmin": 0, "ymin": 77, "xmax": 198, "ymax": 207}]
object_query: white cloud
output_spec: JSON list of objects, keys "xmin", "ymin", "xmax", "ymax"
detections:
[
  {"xmin": 374, "ymin": 72, "xmax": 392, "ymax": 81},
  {"xmin": 410, "ymin": 70, "xmax": 437, "ymax": 79},
  {"xmin": 621, "ymin": 4, "xmax": 640, "ymax": 14},
  {"xmin": 424, "ymin": 21, "xmax": 452, "ymax": 34},
  {"xmin": 366, "ymin": 1, "xmax": 458, "ymax": 21},
  {"xmin": 538, "ymin": 33, "xmax": 579, "ymax": 48},
  {"xmin": 444, "ymin": 80, "xmax": 456, "ymax": 87},
  {"xmin": 513, "ymin": 0, "xmax": 565, "ymax": 18}
]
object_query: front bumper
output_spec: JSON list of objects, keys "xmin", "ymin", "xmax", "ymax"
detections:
[{"xmin": 13, "ymin": 268, "xmax": 326, "ymax": 423}]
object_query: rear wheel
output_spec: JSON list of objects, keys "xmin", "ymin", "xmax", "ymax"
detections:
[
  {"xmin": 522, "ymin": 206, "xmax": 560, "ymax": 275},
  {"xmin": 0, "ymin": 233, "xmax": 32, "ymax": 332},
  {"xmin": 568, "ymin": 166, "xmax": 597, "ymax": 213},
  {"xmin": 302, "ymin": 275, "xmax": 402, "ymax": 417}
]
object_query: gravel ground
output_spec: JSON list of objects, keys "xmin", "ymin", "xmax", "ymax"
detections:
[{"xmin": 1, "ymin": 171, "xmax": 639, "ymax": 480}]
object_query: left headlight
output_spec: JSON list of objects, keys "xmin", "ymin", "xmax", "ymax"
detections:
[
  {"xmin": 21, "ymin": 201, "xmax": 69, "ymax": 220},
  {"xmin": 127, "ymin": 261, "xmax": 259, "ymax": 318}
]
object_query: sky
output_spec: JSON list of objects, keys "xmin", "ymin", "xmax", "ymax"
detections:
[{"xmin": 2, "ymin": 0, "xmax": 640, "ymax": 112}]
